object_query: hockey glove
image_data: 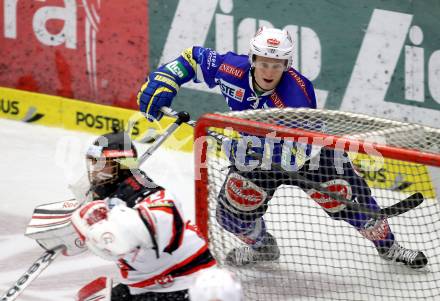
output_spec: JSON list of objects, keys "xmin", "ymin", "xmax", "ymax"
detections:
[{"xmin": 138, "ymin": 72, "xmax": 179, "ymax": 121}]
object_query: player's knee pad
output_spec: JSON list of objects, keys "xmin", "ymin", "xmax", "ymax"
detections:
[
  {"xmin": 220, "ymin": 172, "xmax": 268, "ymax": 213},
  {"xmin": 306, "ymin": 179, "xmax": 352, "ymax": 215},
  {"xmin": 358, "ymin": 218, "xmax": 392, "ymax": 242}
]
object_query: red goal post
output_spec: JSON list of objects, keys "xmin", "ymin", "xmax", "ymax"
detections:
[{"xmin": 193, "ymin": 108, "xmax": 440, "ymax": 300}]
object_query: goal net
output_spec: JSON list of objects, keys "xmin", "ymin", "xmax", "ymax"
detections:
[{"xmin": 193, "ymin": 108, "xmax": 440, "ymax": 301}]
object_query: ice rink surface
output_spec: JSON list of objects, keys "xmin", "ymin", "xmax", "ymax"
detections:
[{"xmin": 1, "ymin": 119, "xmax": 439, "ymax": 300}]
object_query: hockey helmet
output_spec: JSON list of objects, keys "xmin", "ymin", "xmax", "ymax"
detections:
[
  {"xmin": 248, "ymin": 26, "xmax": 294, "ymax": 70},
  {"xmin": 86, "ymin": 131, "xmax": 138, "ymax": 189}
]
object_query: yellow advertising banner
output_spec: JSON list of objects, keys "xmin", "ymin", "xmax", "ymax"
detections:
[
  {"xmin": 350, "ymin": 153, "xmax": 436, "ymax": 199},
  {"xmin": 0, "ymin": 87, "xmax": 193, "ymax": 152}
]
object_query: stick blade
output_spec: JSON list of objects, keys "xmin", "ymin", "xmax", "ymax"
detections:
[{"xmin": 380, "ymin": 192, "xmax": 424, "ymax": 218}]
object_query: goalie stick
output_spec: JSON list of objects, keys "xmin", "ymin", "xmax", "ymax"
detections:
[
  {"xmin": 160, "ymin": 108, "xmax": 425, "ymax": 220},
  {"xmin": 0, "ymin": 110, "xmax": 190, "ymax": 300},
  {"xmin": 0, "ymin": 246, "xmax": 65, "ymax": 301}
]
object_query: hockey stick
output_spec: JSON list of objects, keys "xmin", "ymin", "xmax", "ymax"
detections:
[
  {"xmin": 276, "ymin": 167, "xmax": 424, "ymax": 220},
  {"xmin": 159, "ymin": 108, "xmax": 424, "ymax": 220},
  {"xmin": 379, "ymin": 192, "xmax": 424, "ymax": 218},
  {"xmin": 0, "ymin": 245, "xmax": 65, "ymax": 301},
  {"xmin": 134, "ymin": 108, "xmax": 194, "ymax": 144},
  {"xmin": 137, "ymin": 109, "xmax": 190, "ymax": 165}
]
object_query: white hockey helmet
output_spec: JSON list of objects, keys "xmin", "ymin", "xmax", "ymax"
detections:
[
  {"xmin": 249, "ymin": 26, "xmax": 294, "ymax": 69},
  {"xmin": 188, "ymin": 268, "xmax": 243, "ymax": 301},
  {"xmin": 72, "ymin": 200, "xmax": 158, "ymax": 260}
]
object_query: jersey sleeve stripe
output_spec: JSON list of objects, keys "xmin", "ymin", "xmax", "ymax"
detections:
[{"xmin": 287, "ymin": 69, "xmax": 313, "ymax": 104}]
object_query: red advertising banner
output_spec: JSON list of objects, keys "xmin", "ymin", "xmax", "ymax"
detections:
[{"xmin": 0, "ymin": 0, "xmax": 148, "ymax": 109}]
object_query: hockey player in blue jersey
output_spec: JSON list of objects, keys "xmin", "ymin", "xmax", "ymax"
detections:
[{"xmin": 137, "ymin": 27, "xmax": 427, "ymax": 269}]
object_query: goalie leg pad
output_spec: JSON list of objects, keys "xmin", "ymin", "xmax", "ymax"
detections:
[{"xmin": 77, "ymin": 277, "xmax": 112, "ymax": 301}]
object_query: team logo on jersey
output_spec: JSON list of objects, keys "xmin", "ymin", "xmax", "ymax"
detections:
[
  {"xmin": 219, "ymin": 79, "xmax": 245, "ymax": 102},
  {"xmin": 165, "ymin": 61, "xmax": 188, "ymax": 78},
  {"xmin": 155, "ymin": 275, "xmax": 174, "ymax": 288},
  {"xmin": 74, "ymin": 237, "xmax": 86, "ymax": 248},
  {"xmin": 307, "ymin": 179, "xmax": 351, "ymax": 213},
  {"xmin": 225, "ymin": 173, "xmax": 267, "ymax": 212},
  {"xmin": 219, "ymin": 63, "xmax": 245, "ymax": 79},
  {"xmin": 100, "ymin": 232, "xmax": 115, "ymax": 245}
]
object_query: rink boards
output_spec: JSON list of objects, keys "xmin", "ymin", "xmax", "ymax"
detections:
[{"xmin": 0, "ymin": 87, "xmax": 193, "ymax": 152}]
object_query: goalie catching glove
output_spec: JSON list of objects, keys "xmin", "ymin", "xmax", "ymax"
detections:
[{"xmin": 71, "ymin": 199, "xmax": 156, "ymax": 260}]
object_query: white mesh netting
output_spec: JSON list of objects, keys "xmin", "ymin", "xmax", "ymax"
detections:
[{"xmin": 195, "ymin": 108, "xmax": 440, "ymax": 301}]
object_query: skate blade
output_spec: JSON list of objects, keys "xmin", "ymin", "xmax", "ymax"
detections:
[
  {"xmin": 224, "ymin": 258, "xmax": 280, "ymax": 270},
  {"xmin": 381, "ymin": 259, "xmax": 431, "ymax": 274}
]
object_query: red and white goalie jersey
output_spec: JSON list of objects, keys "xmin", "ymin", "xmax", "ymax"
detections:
[{"xmin": 71, "ymin": 189, "xmax": 216, "ymax": 295}]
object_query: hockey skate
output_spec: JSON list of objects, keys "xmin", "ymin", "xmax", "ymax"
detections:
[
  {"xmin": 226, "ymin": 232, "xmax": 280, "ymax": 266},
  {"xmin": 377, "ymin": 241, "xmax": 428, "ymax": 269}
]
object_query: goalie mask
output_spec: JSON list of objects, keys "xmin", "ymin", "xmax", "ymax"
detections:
[
  {"xmin": 248, "ymin": 26, "xmax": 294, "ymax": 70},
  {"xmin": 86, "ymin": 131, "xmax": 138, "ymax": 198}
]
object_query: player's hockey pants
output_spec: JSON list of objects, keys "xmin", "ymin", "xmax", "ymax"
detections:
[{"xmin": 216, "ymin": 148, "xmax": 395, "ymax": 249}]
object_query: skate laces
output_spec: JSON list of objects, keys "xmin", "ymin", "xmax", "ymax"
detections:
[
  {"xmin": 234, "ymin": 246, "xmax": 257, "ymax": 264},
  {"xmin": 386, "ymin": 242, "xmax": 419, "ymax": 263}
]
